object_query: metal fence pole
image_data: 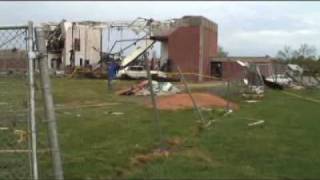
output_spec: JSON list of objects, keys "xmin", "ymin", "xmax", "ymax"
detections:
[
  {"xmin": 145, "ymin": 22, "xmax": 164, "ymax": 147},
  {"xmin": 27, "ymin": 21, "xmax": 39, "ymax": 180},
  {"xmin": 144, "ymin": 45, "xmax": 164, "ymax": 148},
  {"xmin": 35, "ymin": 28, "xmax": 64, "ymax": 180},
  {"xmin": 176, "ymin": 65, "xmax": 205, "ymax": 124}
]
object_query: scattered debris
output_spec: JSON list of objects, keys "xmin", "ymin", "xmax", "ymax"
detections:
[
  {"xmin": 242, "ymin": 85, "xmax": 264, "ymax": 99},
  {"xmin": 111, "ymin": 112, "xmax": 124, "ymax": 116},
  {"xmin": 166, "ymin": 137, "xmax": 183, "ymax": 147},
  {"xmin": 63, "ymin": 112, "xmax": 72, "ymax": 115},
  {"xmin": 262, "ymin": 75, "xmax": 284, "ymax": 90},
  {"xmin": 117, "ymin": 80, "xmax": 180, "ymax": 96},
  {"xmin": 147, "ymin": 92, "xmax": 238, "ymax": 110},
  {"xmin": 245, "ymin": 100, "xmax": 260, "ymax": 103},
  {"xmin": 14, "ymin": 129, "xmax": 27, "ymax": 143},
  {"xmin": 266, "ymin": 74, "xmax": 293, "ymax": 87},
  {"xmin": 290, "ymin": 84, "xmax": 305, "ymax": 90},
  {"xmin": 104, "ymin": 111, "xmax": 125, "ymax": 116},
  {"xmin": 130, "ymin": 137, "xmax": 183, "ymax": 166},
  {"xmin": 0, "ymin": 127, "xmax": 9, "ymax": 131},
  {"xmin": 0, "ymin": 102, "xmax": 8, "ymax": 105},
  {"xmin": 288, "ymin": 64, "xmax": 303, "ymax": 76},
  {"xmin": 203, "ymin": 119, "xmax": 216, "ymax": 128},
  {"xmin": 130, "ymin": 148, "xmax": 170, "ymax": 166},
  {"xmin": 223, "ymin": 109, "xmax": 233, "ymax": 116},
  {"xmin": 117, "ymin": 65, "xmax": 168, "ymax": 80},
  {"xmin": 248, "ymin": 120, "xmax": 265, "ymax": 127}
]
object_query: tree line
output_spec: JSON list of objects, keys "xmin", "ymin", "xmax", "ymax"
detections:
[{"xmin": 276, "ymin": 44, "xmax": 320, "ymax": 76}]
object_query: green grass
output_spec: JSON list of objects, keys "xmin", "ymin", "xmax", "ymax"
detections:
[{"xmin": 1, "ymin": 77, "xmax": 320, "ymax": 179}]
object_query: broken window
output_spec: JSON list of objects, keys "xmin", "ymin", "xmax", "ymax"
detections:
[
  {"xmin": 74, "ymin": 38, "xmax": 80, "ymax": 51},
  {"xmin": 85, "ymin": 60, "xmax": 90, "ymax": 66}
]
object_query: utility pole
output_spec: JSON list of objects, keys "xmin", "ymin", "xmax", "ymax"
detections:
[
  {"xmin": 27, "ymin": 21, "xmax": 38, "ymax": 180},
  {"xmin": 35, "ymin": 27, "xmax": 64, "ymax": 180}
]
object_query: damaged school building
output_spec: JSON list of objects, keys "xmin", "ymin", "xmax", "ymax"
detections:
[
  {"xmin": 42, "ymin": 16, "xmax": 221, "ymax": 80},
  {"xmin": 0, "ymin": 15, "xmax": 286, "ymax": 82}
]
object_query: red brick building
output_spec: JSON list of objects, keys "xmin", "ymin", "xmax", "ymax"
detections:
[
  {"xmin": 210, "ymin": 57, "xmax": 286, "ymax": 80},
  {"xmin": 154, "ymin": 16, "xmax": 218, "ymax": 81}
]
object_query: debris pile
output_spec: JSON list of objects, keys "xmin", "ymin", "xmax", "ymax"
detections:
[
  {"xmin": 117, "ymin": 80, "xmax": 180, "ymax": 96},
  {"xmin": 147, "ymin": 92, "xmax": 239, "ymax": 110}
]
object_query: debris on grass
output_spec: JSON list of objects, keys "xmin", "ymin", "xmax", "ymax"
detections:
[
  {"xmin": 130, "ymin": 137, "xmax": 184, "ymax": 166},
  {"xmin": 130, "ymin": 148, "xmax": 170, "ymax": 166},
  {"xmin": 111, "ymin": 112, "xmax": 124, "ymax": 116},
  {"xmin": 14, "ymin": 129, "xmax": 27, "ymax": 143},
  {"xmin": 291, "ymin": 84, "xmax": 305, "ymax": 90},
  {"xmin": 0, "ymin": 102, "xmax": 8, "ymax": 105},
  {"xmin": 117, "ymin": 80, "xmax": 180, "ymax": 96},
  {"xmin": 248, "ymin": 120, "xmax": 265, "ymax": 127},
  {"xmin": 166, "ymin": 136, "xmax": 184, "ymax": 147},
  {"xmin": 0, "ymin": 127, "xmax": 9, "ymax": 131},
  {"xmin": 63, "ymin": 112, "xmax": 72, "ymax": 115},
  {"xmin": 104, "ymin": 111, "xmax": 125, "ymax": 116},
  {"xmin": 223, "ymin": 109, "xmax": 233, "ymax": 116},
  {"xmin": 148, "ymin": 92, "xmax": 238, "ymax": 110},
  {"xmin": 245, "ymin": 100, "xmax": 260, "ymax": 103}
]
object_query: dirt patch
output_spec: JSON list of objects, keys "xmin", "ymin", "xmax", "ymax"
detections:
[
  {"xmin": 115, "ymin": 137, "xmax": 185, "ymax": 177},
  {"xmin": 146, "ymin": 92, "xmax": 238, "ymax": 110}
]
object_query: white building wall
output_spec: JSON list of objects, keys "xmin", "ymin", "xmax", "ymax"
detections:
[{"xmin": 62, "ymin": 22, "xmax": 102, "ymax": 68}]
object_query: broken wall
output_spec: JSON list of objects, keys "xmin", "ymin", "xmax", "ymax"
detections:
[{"xmin": 62, "ymin": 22, "xmax": 102, "ymax": 68}]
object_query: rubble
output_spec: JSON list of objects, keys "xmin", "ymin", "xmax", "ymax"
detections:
[
  {"xmin": 290, "ymin": 84, "xmax": 305, "ymax": 90},
  {"xmin": 117, "ymin": 80, "xmax": 181, "ymax": 96}
]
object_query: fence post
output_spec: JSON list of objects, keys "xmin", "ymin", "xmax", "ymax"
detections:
[
  {"xmin": 35, "ymin": 28, "xmax": 64, "ymax": 180},
  {"xmin": 144, "ymin": 47, "xmax": 164, "ymax": 148},
  {"xmin": 176, "ymin": 65, "xmax": 205, "ymax": 124},
  {"xmin": 27, "ymin": 21, "xmax": 39, "ymax": 180}
]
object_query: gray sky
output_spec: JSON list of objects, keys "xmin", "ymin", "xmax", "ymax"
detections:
[{"xmin": 1, "ymin": 1, "xmax": 320, "ymax": 57}]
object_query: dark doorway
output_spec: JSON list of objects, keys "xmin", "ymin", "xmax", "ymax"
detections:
[
  {"xmin": 80, "ymin": 58, "xmax": 83, "ymax": 67},
  {"xmin": 211, "ymin": 62, "xmax": 222, "ymax": 78}
]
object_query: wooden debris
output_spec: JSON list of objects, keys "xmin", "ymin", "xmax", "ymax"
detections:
[{"xmin": 248, "ymin": 120, "xmax": 265, "ymax": 127}]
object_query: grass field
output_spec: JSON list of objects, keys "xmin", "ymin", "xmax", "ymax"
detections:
[{"xmin": 1, "ymin": 77, "xmax": 320, "ymax": 179}]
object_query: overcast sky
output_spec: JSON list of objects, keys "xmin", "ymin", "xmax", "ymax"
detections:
[{"xmin": 1, "ymin": 1, "xmax": 320, "ymax": 57}]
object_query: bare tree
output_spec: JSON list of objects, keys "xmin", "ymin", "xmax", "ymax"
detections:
[
  {"xmin": 292, "ymin": 43, "xmax": 317, "ymax": 60},
  {"xmin": 277, "ymin": 45, "xmax": 292, "ymax": 61}
]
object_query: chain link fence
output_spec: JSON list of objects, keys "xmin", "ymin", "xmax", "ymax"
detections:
[
  {"xmin": 0, "ymin": 24, "xmax": 55, "ymax": 180},
  {"xmin": 0, "ymin": 25, "xmax": 33, "ymax": 179}
]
